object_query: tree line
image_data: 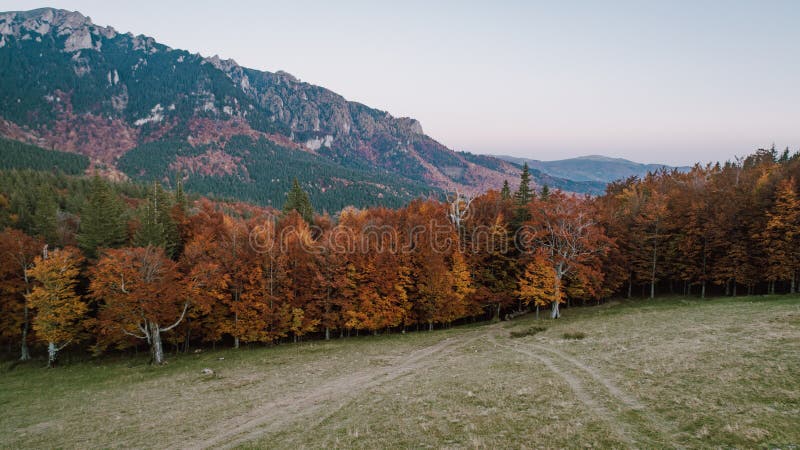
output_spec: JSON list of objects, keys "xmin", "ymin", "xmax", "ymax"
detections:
[
  {"xmin": 597, "ymin": 146, "xmax": 800, "ymax": 299},
  {"xmin": 2, "ymin": 146, "xmax": 799, "ymax": 366}
]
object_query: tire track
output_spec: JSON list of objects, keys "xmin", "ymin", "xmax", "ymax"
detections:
[
  {"xmin": 186, "ymin": 330, "xmax": 483, "ymax": 449},
  {"xmin": 489, "ymin": 326, "xmax": 674, "ymax": 446},
  {"xmin": 521, "ymin": 337, "xmax": 681, "ymax": 445},
  {"xmin": 531, "ymin": 343, "xmax": 644, "ymax": 411},
  {"xmin": 488, "ymin": 333, "xmax": 641, "ymax": 446}
]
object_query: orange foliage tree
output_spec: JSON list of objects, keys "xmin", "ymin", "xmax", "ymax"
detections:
[
  {"xmin": 759, "ymin": 177, "xmax": 800, "ymax": 293},
  {"xmin": 521, "ymin": 192, "xmax": 612, "ymax": 318},
  {"xmin": 0, "ymin": 228, "xmax": 44, "ymax": 360},
  {"xmin": 90, "ymin": 246, "xmax": 187, "ymax": 364}
]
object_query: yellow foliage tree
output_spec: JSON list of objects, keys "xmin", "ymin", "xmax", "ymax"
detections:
[
  {"xmin": 26, "ymin": 246, "xmax": 86, "ymax": 367},
  {"xmin": 516, "ymin": 256, "xmax": 562, "ymax": 319}
]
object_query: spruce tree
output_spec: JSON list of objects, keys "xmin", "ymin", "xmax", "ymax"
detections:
[
  {"xmin": 512, "ymin": 163, "xmax": 533, "ymax": 227},
  {"xmin": 173, "ymin": 177, "xmax": 187, "ymax": 216},
  {"xmin": 283, "ymin": 178, "xmax": 314, "ymax": 223},
  {"xmin": 78, "ymin": 174, "xmax": 127, "ymax": 257},
  {"xmin": 514, "ymin": 163, "xmax": 533, "ymax": 205},
  {"xmin": 170, "ymin": 177, "xmax": 188, "ymax": 258},
  {"xmin": 500, "ymin": 180, "xmax": 511, "ymax": 200},
  {"xmin": 31, "ymin": 185, "xmax": 58, "ymax": 244},
  {"xmin": 540, "ymin": 184, "xmax": 550, "ymax": 199},
  {"xmin": 134, "ymin": 181, "xmax": 178, "ymax": 257}
]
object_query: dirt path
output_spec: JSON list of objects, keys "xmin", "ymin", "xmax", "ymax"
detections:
[
  {"xmin": 490, "ymin": 329, "xmax": 679, "ymax": 447},
  {"xmin": 532, "ymin": 343, "xmax": 644, "ymax": 410},
  {"xmin": 487, "ymin": 332, "xmax": 641, "ymax": 446},
  {"xmin": 186, "ymin": 330, "xmax": 484, "ymax": 449}
]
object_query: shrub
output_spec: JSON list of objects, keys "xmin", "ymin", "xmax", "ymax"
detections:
[
  {"xmin": 509, "ymin": 326, "xmax": 547, "ymax": 338},
  {"xmin": 562, "ymin": 331, "xmax": 586, "ymax": 340}
]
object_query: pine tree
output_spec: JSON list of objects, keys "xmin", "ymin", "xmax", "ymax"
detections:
[
  {"xmin": 134, "ymin": 181, "xmax": 179, "ymax": 257},
  {"xmin": 78, "ymin": 174, "xmax": 127, "ymax": 257},
  {"xmin": 500, "ymin": 180, "xmax": 511, "ymax": 200},
  {"xmin": 283, "ymin": 178, "xmax": 314, "ymax": 223},
  {"xmin": 540, "ymin": 185, "xmax": 550, "ymax": 199},
  {"xmin": 514, "ymin": 163, "xmax": 533, "ymax": 205},
  {"xmin": 31, "ymin": 185, "xmax": 58, "ymax": 244},
  {"xmin": 170, "ymin": 177, "xmax": 188, "ymax": 258},
  {"xmin": 512, "ymin": 163, "xmax": 533, "ymax": 227},
  {"xmin": 173, "ymin": 176, "xmax": 187, "ymax": 215}
]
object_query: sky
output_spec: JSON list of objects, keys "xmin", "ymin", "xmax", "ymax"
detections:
[{"xmin": 2, "ymin": 0, "xmax": 799, "ymax": 165}]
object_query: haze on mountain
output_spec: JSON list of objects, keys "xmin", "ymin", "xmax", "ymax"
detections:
[{"xmin": 496, "ymin": 155, "xmax": 691, "ymax": 184}]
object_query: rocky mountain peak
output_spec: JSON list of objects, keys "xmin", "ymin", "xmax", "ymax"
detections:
[
  {"xmin": 0, "ymin": 7, "xmax": 117, "ymax": 51},
  {"xmin": 205, "ymin": 54, "xmax": 240, "ymax": 73}
]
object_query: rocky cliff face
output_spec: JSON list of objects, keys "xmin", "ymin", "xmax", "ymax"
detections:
[{"xmin": 3, "ymin": 8, "xmax": 605, "ymax": 202}]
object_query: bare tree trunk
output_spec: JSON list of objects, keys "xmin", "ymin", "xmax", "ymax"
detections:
[
  {"xmin": 701, "ymin": 281, "xmax": 706, "ymax": 299},
  {"xmin": 19, "ymin": 271, "xmax": 32, "ymax": 361},
  {"xmin": 184, "ymin": 319, "xmax": 191, "ymax": 354},
  {"xmin": 47, "ymin": 341, "xmax": 57, "ymax": 368},
  {"xmin": 428, "ymin": 322, "xmax": 433, "ymax": 331},
  {"xmin": 551, "ymin": 300, "xmax": 560, "ymax": 319},
  {"xmin": 792, "ymin": 273, "xmax": 796, "ymax": 294},
  {"xmin": 551, "ymin": 276, "xmax": 561, "ymax": 319},
  {"xmin": 20, "ymin": 304, "xmax": 30, "ymax": 361},
  {"xmin": 325, "ymin": 327, "xmax": 330, "ymax": 341},
  {"xmin": 733, "ymin": 282, "xmax": 737, "ymax": 297},
  {"xmin": 149, "ymin": 322, "xmax": 165, "ymax": 365},
  {"xmin": 650, "ymin": 240, "xmax": 658, "ymax": 299},
  {"xmin": 233, "ymin": 311, "xmax": 239, "ymax": 349},
  {"xmin": 627, "ymin": 276, "xmax": 632, "ymax": 299}
]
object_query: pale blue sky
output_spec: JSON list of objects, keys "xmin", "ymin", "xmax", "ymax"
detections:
[{"xmin": 3, "ymin": 0, "xmax": 799, "ymax": 165}]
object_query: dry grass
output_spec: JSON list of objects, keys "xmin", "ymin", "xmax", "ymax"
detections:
[{"xmin": 1, "ymin": 295, "xmax": 799, "ymax": 448}]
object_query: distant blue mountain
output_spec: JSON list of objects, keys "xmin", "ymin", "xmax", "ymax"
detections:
[{"xmin": 495, "ymin": 154, "xmax": 691, "ymax": 184}]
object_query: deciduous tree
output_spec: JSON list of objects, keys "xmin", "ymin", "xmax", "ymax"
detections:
[
  {"xmin": 0, "ymin": 228, "xmax": 44, "ymax": 360},
  {"xmin": 90, "ymin": 246, "xmax": 187, "ymax": 364},
  {"xmin": 26, "ymin": 246, "xmax": 86, "ymax": 367}
]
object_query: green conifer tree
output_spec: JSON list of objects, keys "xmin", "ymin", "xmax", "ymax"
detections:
[
  {"xmin": 31, "ymin": 185, "xmax": 58, "ymax": 244},
  {"xmin": 134, "ymin": 181, "xmax": 178, "ymax": 257},
  {"xmin": 283, "ymin": 178, "xmax": 314, "ymax": 223},
  {"xmin": 540, "ymin": 184, "xmax": 550, "ymax": 199},
  {"xmin": 500, "ymin": 180, "xmax": 511, "ymax": 200},
  {"xmin": 512, "ymin": 163, "xmax": 533, "ymax": 227},
  {"xmin": 77, "ymin": 174, "xmax": 127, "ymax": 257},
  {"xmin": 514, "ymin": 163, "xmax": 533, "ymax": 205}
]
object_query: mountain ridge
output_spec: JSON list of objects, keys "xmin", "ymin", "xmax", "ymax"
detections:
[
  {"xmin": 1, "ymin": 8, "xmax": 625, "ymax": 206},
  {"xmin": 495, "ymin": 154, "xmax": 691, "ymax": 184}
]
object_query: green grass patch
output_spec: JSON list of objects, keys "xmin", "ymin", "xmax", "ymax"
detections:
[
  {"xmin": 561, "ymin": 331, "xmax": 586, "ymax": 340},
  {"xmin": 509, "ymin": 326, "xmax": 547, "ymax": 338}
]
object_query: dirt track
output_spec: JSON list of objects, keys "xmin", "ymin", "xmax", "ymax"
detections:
[{"xmin": 188, "ymin": 330, "xmax": 484, "ymax": 449}]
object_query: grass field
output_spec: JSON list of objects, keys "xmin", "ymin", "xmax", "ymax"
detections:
[{"xmin": 2, "ymin": 296, "xmax": 799, "ymax": 448}]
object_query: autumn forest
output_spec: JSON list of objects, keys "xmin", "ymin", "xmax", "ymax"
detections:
[{"xmin": 2, "ymin": 147, "xmax": 799, "ymax": 367}]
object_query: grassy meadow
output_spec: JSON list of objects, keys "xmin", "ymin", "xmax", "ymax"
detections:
[{"xmin": 1, "ymin": 295, "xmax": 799, "ymax": 448}]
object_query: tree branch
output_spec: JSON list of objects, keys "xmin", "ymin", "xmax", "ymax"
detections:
[{"xmin": 159, "ymin": 301, "xmax": 190, "ymax": 333}]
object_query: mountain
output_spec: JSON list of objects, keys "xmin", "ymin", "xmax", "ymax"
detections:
[
  {"xmin": 0, "ymin": 8, "xmax": 608, "ymax": 209},
  {"xmin": 496, "ymin": 154, "xmax": 690, "ymax": 184}
]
